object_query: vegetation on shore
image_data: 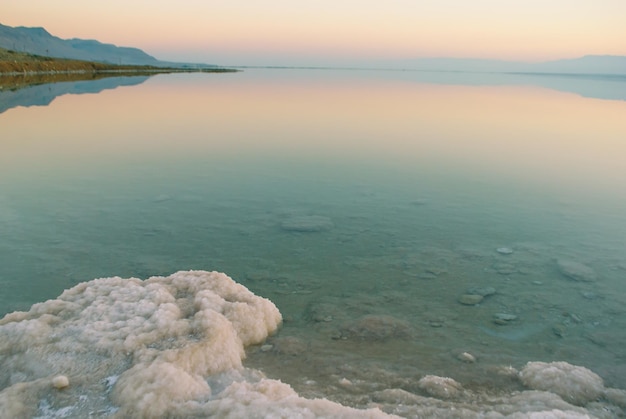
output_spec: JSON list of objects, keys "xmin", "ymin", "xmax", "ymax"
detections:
[{"xmin": 0, "ymin": 47, "xmax": 237, "ymax": 89}]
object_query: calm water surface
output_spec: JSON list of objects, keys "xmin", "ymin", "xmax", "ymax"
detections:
[{"xmin": 1, "ymin": 69, "xmax": 626, "ymax": 415}]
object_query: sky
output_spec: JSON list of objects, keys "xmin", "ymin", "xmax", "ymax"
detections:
[{"xmin": 3, "ymin": 0, "xmax": 626, "ymax": 66}]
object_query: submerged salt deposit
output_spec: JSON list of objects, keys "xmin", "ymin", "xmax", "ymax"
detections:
[{"xmin": 1, "ymin": 270, "xmax": 625, "ymax": 418}]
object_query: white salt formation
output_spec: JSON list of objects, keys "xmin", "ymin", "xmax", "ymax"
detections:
[
  {"xmin": 1, "ymin": 270, "xmax": 625, "ymax": 418},
  {"xmin": 0, "ymin": 271, "xmax": 388, "ymax": 418},
  {"xmin": 417, "ymin": 375, "xmax": 463, "ymax": 399},
  {"xmin": 51, "ymin": 375, "xmax": 70, "ymax": 389},
  {"xmin": 520, "ymin": 361, "xmax": 605, "ymax": 405}
]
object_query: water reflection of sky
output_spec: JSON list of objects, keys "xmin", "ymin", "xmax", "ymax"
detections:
[
  {"xmin": 2, "ymin": 71, "xmax": 626, "ymax": 280},
  {"xmin": 2, "ymin": 70, "xmax": 625, "ymax": 199}
]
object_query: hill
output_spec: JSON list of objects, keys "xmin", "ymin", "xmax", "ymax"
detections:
[
  {"xmin": 0, "ymin": 23, "xmax": 212, "ymax": 68},
  {"xmin": 0, "ymin": 47, "xmax": 166, "ymax": 74}
]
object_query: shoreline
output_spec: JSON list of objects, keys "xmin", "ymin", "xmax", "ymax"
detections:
[
  {"xmin": 0, "ymin": 47, "xmax": 238, "ymax": 88},
  {"xmin": 0, "ymin": 68, "xmax": 238, "ymax": 76}
]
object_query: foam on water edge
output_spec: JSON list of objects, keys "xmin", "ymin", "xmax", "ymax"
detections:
[{"xmin": 1, "ymin": 270, "xmax": 625, "ymax": 418}]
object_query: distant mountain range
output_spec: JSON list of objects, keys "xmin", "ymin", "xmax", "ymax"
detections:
[
  {"xmin": 375, "ymin": 56, "xmax": 626, "ymax": 75},
  {"xmin": 1, "ymin": 22, "xmax": 625, "ymax": 75},
  {"xmin": 0, "ymin": 23, "xmax": 214, "ymax": 68}
]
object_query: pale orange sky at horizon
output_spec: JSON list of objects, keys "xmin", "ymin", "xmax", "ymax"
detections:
[{"xmin": 3, "ymin": 1, "xmax": 626, "ymax": 66}]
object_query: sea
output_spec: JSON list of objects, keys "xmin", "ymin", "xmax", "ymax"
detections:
[{"xmin": 1, "ymin": 68, "xmax": 625, "ymax": 418}]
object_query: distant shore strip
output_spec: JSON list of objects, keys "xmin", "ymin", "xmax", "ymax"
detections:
[
  {"xmin": 0, "ymin": 67, "xmax": 238, "ymax": 76},
  {"xmin": 0, "ymin": 47, "xmax": 237, "ymax": 76}
]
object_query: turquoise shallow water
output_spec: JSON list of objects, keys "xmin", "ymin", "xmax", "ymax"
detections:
[{"xmin": 1, "ymin": 69, "xmax": 626, "ymax": 416}]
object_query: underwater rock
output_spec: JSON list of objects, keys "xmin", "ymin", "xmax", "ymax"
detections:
[
  {"xmin": 479, "ymin": 323, "xmax": 547, "ymax": 342},
  {"xmin": 280, "ymin": 215, "xmax": 333, "ymax": 232},
  {"xmin": 466, "ymin": 286, "xmax": 496, "ymax": 297},
  {"xmin": 305, "ymin": 301, "xmax": 340, "ymax": 323},
  {"xmin": 552, "ymin": 323, "xmax": 567, "ymax": 338},
  {"xmin": 245, "ymin": 270, "xmax": 273, "ymax": 281},
  {"xmin": 493, "ymin": 263, "xmax": 518, "ymax": 275},
  {"xmin": 580, "ymin": 291, "xmax": 599, "ymax": 300},
  {"xmin": 341, "ymin": 315, "xmax": 411, "ymax": 341},
  {"xmin": 496, "ymin": 247, "xmax": 514, "ymax": 255},
  {"xmin": 557, "ymin": 259, "xmax": 597, "ymax": 282},
  {"xmin": 520, "ymin": 361, "xmax": 604, "ymax": 405},
  {"xmin": 271, "ymin": 336, "xmax": 307, "ymax": 356},
  {"xmin": 493, "ymin": 313, "xmax": 517, "ymax": 325},
  {"xmin": 458, "ymin": 294, "xmax": 483, "ymax": 305}
]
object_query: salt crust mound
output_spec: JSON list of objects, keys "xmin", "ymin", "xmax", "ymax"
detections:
[
  {"xmin": 1, "ymin": 271, "xmax": 625, "ymax": 418},
  {"xmin": 187, "ymin": 377, "xmax": 395, "ymax": 418},
  {"xmin": 417, "ymin": 375, "xmax": 463, "ymax": 399},
  {"xmin": 520, "ymin": 361, "xmax": 605, "ymax": 405},
  {"xmin": 0, "ymin": 271, "xmax": 388, "ymax": 418},
  {"xmin": 372, "ymin": 389, "xmax": 596, "ymax": 418}
]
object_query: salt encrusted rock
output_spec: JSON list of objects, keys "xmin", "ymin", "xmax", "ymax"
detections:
[
  {"xmin": 493, "ymin": 365, "xmax": 519, "ymax": 378},
  {"xmin": 604, "ymin": 388, "xmax": 626, "ymax": 408},
  {"xmin": 520, "ymin": 361, "xmax": 605, "ymax": 405},
  {"xmin": 557, "ymin": 260, "xmax": 597, "ymax": 282},
  {"xmin": 51, "ymin": 375, "xmax": 69, "ymax": 389},
  {"xmin": 418, "ymin": 375, "xmax": 463, "ymax": 399},
  {"xmin": 280, "ymin": 215, "xmax": 333, "ymax": 232},
  {"xmin": 457, "ymin": 352, "xmax": 476, "ymax": 363},
  {"xmin": 371, "ymin": 388, "xmax": 424, "ymax": 405}
]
